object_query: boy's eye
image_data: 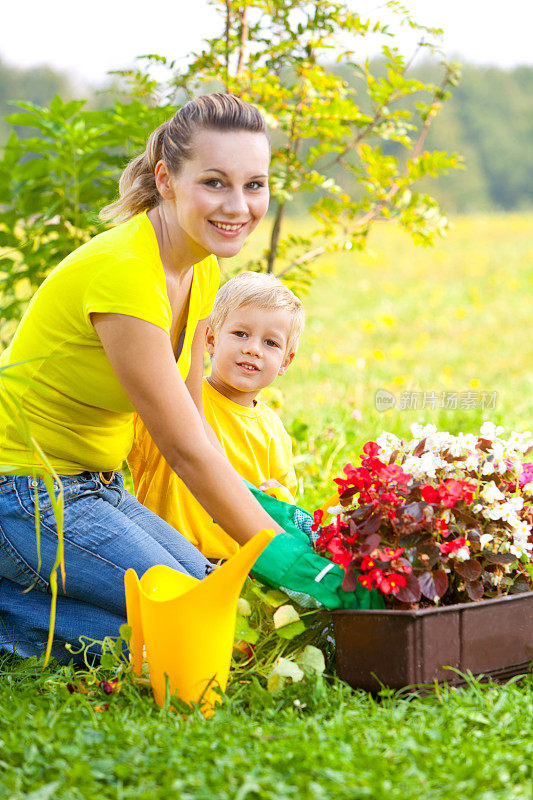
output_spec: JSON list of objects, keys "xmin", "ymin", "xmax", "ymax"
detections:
[
  {"xmin": 265, "ymin": 339, "xmax": 279, "ymax": 348},
  {"xmin": 232, "ymin": 330, "xmax": 247, "ymax": 338}
]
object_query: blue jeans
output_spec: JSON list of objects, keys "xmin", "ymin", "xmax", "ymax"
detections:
[{"xmin": 0, "ymin": 471, "xmax": 211, "ymax": 664}]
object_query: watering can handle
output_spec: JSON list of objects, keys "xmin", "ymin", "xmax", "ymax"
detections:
[
  {"xmin": 263, "ymin": 485, "xmax": 294, "ymax": 504},
  {"xmin": 124, "ymin": 568, "xmax": 144, "ymax": 677}
]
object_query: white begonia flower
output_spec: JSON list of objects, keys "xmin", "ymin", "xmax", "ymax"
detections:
[
  {"xmin": 482, "ymin": 506, "xmax": 504, "ymax": 521},
  {"xmin": 455, "ymin": 546, "xmax": 471, "ymax": 562},
  {"xmin": 465, "ymin": 453, "xmax": 480, "ymax": 471},
  {"xmin": 479, "ymin": 533, "xmax": 494, "ymax": 549},
  {"xmin": 418, "ymin": 451, "xmax": 440, "ymax": 479},
  {"xmin": 480, "ymin": 481, "xmax": 505, "ymax": 504},
  {"xmin": 327, "ymin": 504, "xmax": 344, "ymax": 516},
  {"xmin": 448, "ymin": 434, "xmax": 473, "ymax": 457},
  {"xmin": 507, "ymin": 430, "xmax": 533, "ymax": 454},
  {"xmin": 510, "ymin": 540, "xmax": 533, "ymax": 557},
  {"xmin": 461, "ymin": 433, "xmax": 478, "ymax": 451},
  {"xmin": 410, "ymin": 423, "xmax": 438, "ymax": 440},
  {"xmin": 472, "ymin": 503, "xmax": 483, "ymax": 513},
  {"xmin": 523, "ymin": 482, "xmax": 533, "ymax": 494},
  {"xmin": 490, "ymin": 440, "xmax": 505, "ymax": 462},
  {"xmin": 402, "ymin": 456, "xmax": 426, "ymax": 480},
  {"xmin": 503, "ymin": 511, "xmax": 521, "ymax": 529},
  {"xmin": 508, "ymin": 497, "xmax": 524, "ymax": 512},
  {"xmin": 447, "ymin": 440, "xmax": 463, "ymax": 457},
  {"xmin": 511, "ymin": 519, "xmax": 531, "ymax": 537},
  {"xmin": 376, "ymin": 431, "xmax": 400, "ymax": 450},
  {"xmin": 481, "ymin": 460, "xmax": 495, "ymax": 476},
  {"xmin": 480, "ymin": 421, "xmax": 505, "ymax": 439}
]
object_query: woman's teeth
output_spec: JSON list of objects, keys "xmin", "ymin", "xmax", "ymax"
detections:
[{"xmin": 211, "ymin": 221, "xmax": 244, "ymax": 231}]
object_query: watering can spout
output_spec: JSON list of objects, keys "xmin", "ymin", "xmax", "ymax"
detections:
[
  {"xmin": 199, "ymin": 525, "xmax": 276, "ymax": 599},
  {"xmin": 125, "ymin": 528, "xmax": 276, "ymax": 714}
]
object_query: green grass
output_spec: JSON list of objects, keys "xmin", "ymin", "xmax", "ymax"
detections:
[
  {"xmin": 2, "ymin": 213, "xmax": 533, "ymax": 799},
  {"xmin": 1, "ymin": 654, "xmax": 532, "ymax": 800}
]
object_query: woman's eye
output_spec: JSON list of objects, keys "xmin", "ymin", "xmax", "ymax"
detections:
[
  {"xmin": 205, "ymin": 179, "xmax": 223, "ymax": 188},
  {"xmin": 247, "ymin": 181, "xmax": 265, "ymax": 190}
]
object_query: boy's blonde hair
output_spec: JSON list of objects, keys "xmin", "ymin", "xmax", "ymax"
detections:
[{"xmin": 209, "ymin": 271, "xmax": 305, "ymax": 356}]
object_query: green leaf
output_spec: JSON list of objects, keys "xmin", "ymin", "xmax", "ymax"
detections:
[
  {"xmin": 296, "ymin": 645, "xmax": 326, "ymax": 677},
  {"xmin": 275, "ymin": 619, "xmax": 306, "ymax": 640},
  {"xmin": 235, "ymin": 616, "xmax": 259, "ymax": 644}
]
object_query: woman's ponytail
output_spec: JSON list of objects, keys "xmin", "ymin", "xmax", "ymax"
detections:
[{"xmin": 99, "ymin": 122, "xmax": 168, "ymax": 224}]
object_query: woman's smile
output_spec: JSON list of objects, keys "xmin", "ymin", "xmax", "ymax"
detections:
[{"xmin": 208, "ymin": 220, "xmax": 249, "ymax": 237}]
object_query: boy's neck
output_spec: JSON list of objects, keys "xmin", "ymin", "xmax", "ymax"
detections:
[{"xmin": 206, "ymin": 375, "xmax": 258, "ymax": 408}]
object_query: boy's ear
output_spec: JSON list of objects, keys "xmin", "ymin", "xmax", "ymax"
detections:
[
  {"xmin": 205, "ymin": 325, "xmax": 216, "ymax": 355},
  {"xmin": 278, "ymin": 351, "xmax": 295, "ymax": 376}
]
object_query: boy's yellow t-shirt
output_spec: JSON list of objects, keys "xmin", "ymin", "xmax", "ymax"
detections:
[
  {"xmin": 128, "ymin": 378, "xmax": 297, "ymax": 559},
  {"xmin": 0, "ymin": 212, "xmax": 219, "ymax": 474}
]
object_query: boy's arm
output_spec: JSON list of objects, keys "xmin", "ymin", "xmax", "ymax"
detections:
[{"xmin": 185, "ymin": 317, "xmax": 224, "ymax": 455}]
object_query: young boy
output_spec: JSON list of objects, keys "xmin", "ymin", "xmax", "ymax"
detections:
[{"xmin": 128, "ymin": 271, "xmax": 305, "ymax": 560}]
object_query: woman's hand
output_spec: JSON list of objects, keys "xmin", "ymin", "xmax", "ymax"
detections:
[{"xmin": 91, "ymin": 312, "xmax": 283, "ymax": 543}]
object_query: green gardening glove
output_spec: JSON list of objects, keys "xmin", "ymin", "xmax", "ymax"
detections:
[
  {"xmin": 251, "ymin": 530, "xmax": 384, "ymax": 610},
  {"xmin": 245, "ymin": 480, "xmax": 384, "ymax": 610}
]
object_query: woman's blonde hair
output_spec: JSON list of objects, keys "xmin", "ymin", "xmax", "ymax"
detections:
[
  {"xmin": 100, "ymin": 93, "xmax": 268, "ymax": 224},
  {"xmin": 209, "ymin": 272, "xmax": 305, "ymax": 357}
]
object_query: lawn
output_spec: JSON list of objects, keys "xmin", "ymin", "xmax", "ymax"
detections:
[{"xmin": 1, "ymin": 213, "xmax": 532, "ymax": 799}]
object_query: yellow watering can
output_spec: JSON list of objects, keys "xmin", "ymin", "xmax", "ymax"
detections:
[{"xmin": 124, "ymin": 528, "xmax": 275, "ymax": 715}]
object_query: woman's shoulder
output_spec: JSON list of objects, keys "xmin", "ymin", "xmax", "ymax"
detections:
[
  {"xmin": 194, "ymin": 253, "xmax": 220, "ymax": 286},
  {"xmin": 62, "ymin": 213, "xmax": 159, "ymax": 271}
]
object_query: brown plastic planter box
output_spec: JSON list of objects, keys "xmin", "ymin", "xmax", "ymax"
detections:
[{"xmin": 332, "ymin": 591, "xmax": 533, "ymax": 692}]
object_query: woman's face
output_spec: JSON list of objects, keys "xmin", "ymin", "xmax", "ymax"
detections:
[{"xmin": 160, "ymin": 128, "xmax": 270, "ymax": 259}]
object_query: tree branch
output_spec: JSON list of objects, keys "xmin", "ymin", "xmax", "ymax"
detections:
[
  {"xmin": 275, "ymin": 98, "xmax": 439, "ymax": 280},
  {"xmin": 224, "ymin": 0, "xmax": 232, "ymax": 85},
  {"xmin": 236, "ymin": 4, "xmax": 249, "ymax": 77},
  {"xmin": 267, "ymin": 200, "xmax": 285, "ymax": 273}
]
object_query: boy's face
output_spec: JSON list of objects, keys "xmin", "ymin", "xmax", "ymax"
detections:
[{"xmin": 206, "ymin": 305, "xmax": 294, "ymax": 407}]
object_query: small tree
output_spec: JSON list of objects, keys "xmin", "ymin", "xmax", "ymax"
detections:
[
  {"xmin": 177, "ymin": 0, "xmax": 461, "ymax": 289},
  {"xmin": 0, "ymin": 0, "xmax": 461, "ymax": 339}
]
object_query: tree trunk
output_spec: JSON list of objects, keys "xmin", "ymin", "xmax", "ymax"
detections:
[{"xmin": 266, "ymin": 200, "xmax": 285, "ymax": 274}]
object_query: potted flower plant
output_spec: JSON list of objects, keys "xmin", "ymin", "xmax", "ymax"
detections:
[{"xmin": 313, "ymin": 422, "xmax": 533, "ymax": 690}]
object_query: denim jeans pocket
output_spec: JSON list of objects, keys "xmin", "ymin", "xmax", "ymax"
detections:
[
  {"xmin": 14, "ymin": 475, "xmax": 100, "ymax": 523},
  {"xmin": 0, "ymin": 475, "xmax": 15, "ymax": 495}
]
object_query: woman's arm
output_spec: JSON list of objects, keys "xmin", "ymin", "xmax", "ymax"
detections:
[
  {"xmin": 185, "ymin": 317, "xmax": 224, "ymax": 455},
  {"xmin": 92, "ymin": 312, "xmax": 283, "ymax": 544}
]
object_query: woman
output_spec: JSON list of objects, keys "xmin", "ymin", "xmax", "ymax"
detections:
[{"xmin": 0, "ymin": 93, "xmax": 283, "ymax": 662}]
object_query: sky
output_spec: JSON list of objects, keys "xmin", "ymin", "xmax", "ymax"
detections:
[{"xmin": 1, "ymin": 0, "xmax": 531, "ymax": 87}]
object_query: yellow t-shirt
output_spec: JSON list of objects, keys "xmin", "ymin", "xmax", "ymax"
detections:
[
  {"xmin": 128, "ymin": 378, "xmax": 297, "ymax": 559},
  {"xmin": 0, "ymin": 212, "xmax": 219, "ymax": 474}
]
